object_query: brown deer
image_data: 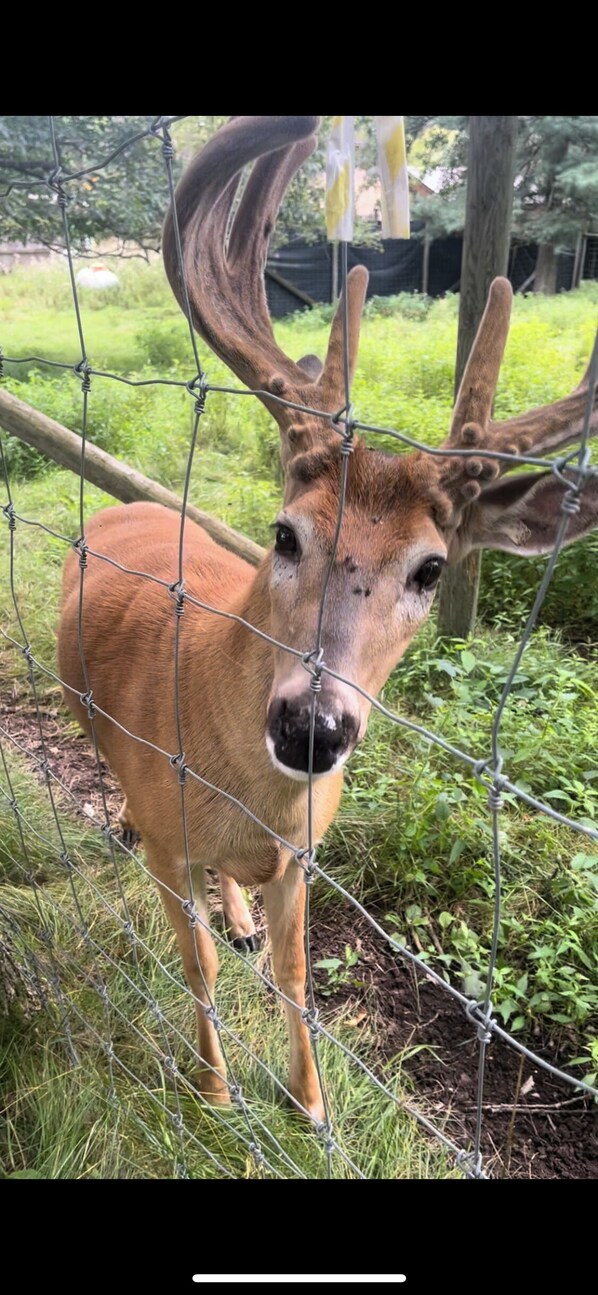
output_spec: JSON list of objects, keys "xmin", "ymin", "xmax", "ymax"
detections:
[{"xmin": 58, "ymin": 116, "xmax": 598, "ymax": 1123}]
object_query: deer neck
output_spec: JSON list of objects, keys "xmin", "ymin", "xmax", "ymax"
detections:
[{"xmin": 183, "ymin": 555, "xmax": 307, "ymax": 827}]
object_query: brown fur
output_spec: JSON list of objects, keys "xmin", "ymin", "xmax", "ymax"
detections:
[{"xmin": 58, "ymin": 119, "xmax": 598, "ymax": 1121}]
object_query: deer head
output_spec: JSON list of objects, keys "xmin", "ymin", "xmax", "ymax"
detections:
[{"xmin": 164, "ymin": 119, "xmax": 598, "ymax": 782}]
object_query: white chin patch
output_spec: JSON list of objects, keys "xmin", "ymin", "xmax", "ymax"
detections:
[{"xmin": 265, "ymin": 735, "xmax": 350, "ymax": 782}]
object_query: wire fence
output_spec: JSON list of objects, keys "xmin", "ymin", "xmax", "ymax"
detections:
[{"xmin": 1, "ymin": 115, "xmax": 597, "ymax": 1181}]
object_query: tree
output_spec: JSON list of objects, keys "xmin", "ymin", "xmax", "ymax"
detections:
[
  {"xmin": 0, "ymin": 116, "xmax": 183, "ymax": 258},
  {"xmin": 513, "ymin": 117, "xmax": 598, "ymax": 293},
  {"xmin": 0, "ymin": 115, "xmax": 388, "ymax": 258},
  {"xmin": 409, "ymin": 116, "xmax": 598, "ymax": 293}
]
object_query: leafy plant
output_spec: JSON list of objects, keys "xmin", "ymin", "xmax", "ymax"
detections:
[{"xmin": 314, "ymin": 946, "xmax": 362, "ymax": 997}]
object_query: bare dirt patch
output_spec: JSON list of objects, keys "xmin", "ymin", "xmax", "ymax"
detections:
[{"xmin": 310, "ymin": 914, "xmax": 597, "ymax": 1179}]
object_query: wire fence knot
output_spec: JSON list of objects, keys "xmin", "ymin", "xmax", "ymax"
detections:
[
  {"xmin": 295, "ymin": 846, "xmax": 317, "ymax": 884},
  {"xmin": 561, "ymin": 490, "xmax": 581, "ymax": 516},
  {"xmin": 301, "ymin": 1006, "xmax": 321, "ymax": 1040},
  {"xmin": 551, "ymin": 448, "xmax": 592, "ymax": 502},
  {"xmin": 79, "ymin": 689, "xmax": 96, "ymax": 719},
  {"xmin": 186, "ymin": 374, "xmax": 209, "ymax": 416},
  {"xmin": 181, "ymin": 897, "xmax": 198, "ymax": 927},
  {"xmin": 301, "ymin": 647, "xmax": 324, "ymax": 692},
  {"xmin": 168, "ymin": 580, "xmax": 186, "ymax": 616},
  {"xmin": 153, "ymin": 122, "xmax": 174, "ymax": 161},
  {"xmin": 248, "ymin": 1142, "xmax": 266, "ymax": 1168},
  {"xmin": 169, "ymin": 751, "xmax": 187, "ymax": 784},
  {"xmin": 2, "ymin": 501, "xmax": 16, "ymax": 531},
  {"xmin": 488, "ymin": 785, "xmax": 504, "ymax": 812},
  {"xmin": 47, "ymin": 166, "xmax": 68, "ymax": 208},
  {"xmin": 332, "ymin": 403, "xmax": 357, "ymax": 455},
  {"xmin": 74, "ymin": 359, "xmax": 92, "ymax": 392},
  {"xmin": 73, "ymin": 536, "xmax": 88, "ymax": 569},
  {"xmin": 465, "ymin": 998, "xmax": 494, "ymax": 1045},
  {"xmin": 315, "ymin": 1120, "xmax": 335, "ymax": 1155},
  {"xmin": 204, "ymin": 1004, "xmax": 222, "ymax": 1032}
]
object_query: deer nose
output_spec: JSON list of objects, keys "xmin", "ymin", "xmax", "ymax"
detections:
[{"xmin": 266, "ymin": 697, "xmax": 360, "ymax": 777}]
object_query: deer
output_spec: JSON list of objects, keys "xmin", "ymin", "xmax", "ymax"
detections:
[{"xmin": 58, "ymin": 116, "xmax": 598, "ymax": 1124}]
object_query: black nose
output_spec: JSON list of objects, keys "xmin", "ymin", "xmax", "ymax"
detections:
[{"xmin": 267, "ymin": 698, "xmax": 359, "ymax": 775}]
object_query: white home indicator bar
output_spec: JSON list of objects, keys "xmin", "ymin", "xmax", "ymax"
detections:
[{"xmin": 192, "ymin": 1278, "xmax": 407, "ymax": 1285}]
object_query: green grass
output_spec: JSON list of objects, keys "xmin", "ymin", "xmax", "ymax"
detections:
[
  {"xmin": 1, "ymin": 264, "xmax": 597, "ymax": 1177},
  {"xmin": 0, "ymin": 770, "xmax": 455, "ymax": 1180},
  {"xmin": 3, "ymin": 263, "xmax": 597, "ymax": 634}
]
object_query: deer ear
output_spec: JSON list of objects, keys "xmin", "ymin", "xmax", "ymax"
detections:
[{"xmin": 456, "ymin": 471, "xmax": 598, "ymax": 557}]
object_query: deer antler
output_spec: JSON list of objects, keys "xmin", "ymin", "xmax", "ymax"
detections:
[
  {"xmin": 438, "ymin": 277, "xmax": 598, "ymax": 505},
  {"xmin": 162, "ymin": 116, "xmax": 368, "ymax": 461}
]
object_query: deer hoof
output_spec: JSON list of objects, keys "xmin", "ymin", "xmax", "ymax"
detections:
[
  {"xmin": 232, "ymin": 933, "xmax": 261, "ymax": 954},
  {"xmin": 121, "ymin": 827, "xmax": 141, "ymax": 847}
]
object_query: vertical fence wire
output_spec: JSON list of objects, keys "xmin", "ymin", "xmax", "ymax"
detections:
[{"xmin": 0, "ymin": 115, "xmax": 597, "ymax": 1181}]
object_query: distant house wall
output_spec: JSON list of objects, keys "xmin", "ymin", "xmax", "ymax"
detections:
[{"xmin": 0, "ymin": 243, "xmax": 53, "ymax": 273}]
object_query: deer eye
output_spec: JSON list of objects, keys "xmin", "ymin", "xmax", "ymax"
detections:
[
  {"xmin": 410, "ymin": 556, "xmax": 445, "ymax": 592},
  {"xmin": 275, "ymin": 524, "xmax": 298, "ymax": 556}
]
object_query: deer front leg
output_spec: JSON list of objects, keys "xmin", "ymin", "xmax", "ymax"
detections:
[
  {"xmin": 218, "ymin": 872, "xmax": 259, "ymax": 953},
  {"xmin": 150, "ymin": 850, "xmax": 229, "ymax": 1105},
  {"xmin": 262, "ymin": 858, "xmax": 325, "ymax": 1124}
]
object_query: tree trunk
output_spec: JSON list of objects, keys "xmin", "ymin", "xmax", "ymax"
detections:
[
  {"xmin": 437, "ymin": 115, "xmax": 518, "ymax": 640},
  {"xmin": 533, "ymin": 242, "xmax": 557, "ymax": 294}
]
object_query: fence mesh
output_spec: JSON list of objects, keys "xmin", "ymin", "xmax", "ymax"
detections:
[{"xmin": 1, "ymin": 115, "xmax": 597, "ymax": 1180}]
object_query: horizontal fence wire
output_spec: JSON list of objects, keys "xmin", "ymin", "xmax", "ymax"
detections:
[{"xmin": 0, "ymin": 115, "xmax": 597, "ymax": 1181}]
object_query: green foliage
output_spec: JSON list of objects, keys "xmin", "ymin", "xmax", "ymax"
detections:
[
  {"xmin": 1, "ymin": 264, "xmax": 597, "ymax": 1122},
  {"xmin": 0, "ymin": 116, "xmax": 179, "ymax": 256},
  {"xmin": 2, "ymin": 269, "xmax": 596, "ymax": 632},
  {"xmin": 0, "ymin": 115, "xmax": 380, "ymax": 263},
  {"xmin": 364, "ymin": 292, "xmax": 433, "ymax": 321},
  {"xmin": 513, "ymin": 117, "xmax": 598, "ymax": 249},
  {"xmin": 314, "ymin": 946, "xmax": 362, "ymax": 997},
  {"xmin": 410, "ymin": 115, "xmax": 598, "ymax": 256},
  {"xmin": 325, "ymin": 627, "xmax": 598, "ymax": 1077}
]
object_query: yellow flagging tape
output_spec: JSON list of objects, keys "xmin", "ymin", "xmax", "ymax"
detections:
[{"xmin": 325, "ymin": 116, "xmax": 410, "ymax": 242}]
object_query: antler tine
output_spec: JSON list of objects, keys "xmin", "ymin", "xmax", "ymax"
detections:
[
  {"xmin": 449, "ymin": 277, "xmax": 513, "ymax": 442},
  {"xmin": 163, "ymin": 115, "xmax": 370, "ymax": 461},
  {"xmin": 317, "ymin": 265, "xmax": 369, "ymax": 407},
  {"xmin": 224, "ymin": 133, "xmax": 320, "ymax": 378},
  {"xmin": 227, "ymin": 135, "xmax": 314, "ymax": 282},
  {"xmin": 486, "ymin": 329, "xmax": 598, "ymax": 462},
  {"xmin": 438, "ymin": 280, "xmax": 597, "ymax": 508},
  {"xmin": 163, "ymin": 116, "xmax": 320, "ymax": 394}
]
